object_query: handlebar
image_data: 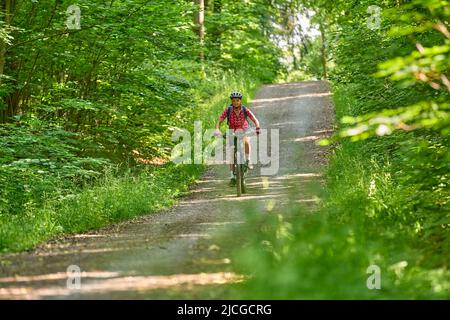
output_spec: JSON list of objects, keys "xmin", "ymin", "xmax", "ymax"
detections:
[{"xmin": 219, "ymin": 128, "xmax": 259, "ymax": 139}]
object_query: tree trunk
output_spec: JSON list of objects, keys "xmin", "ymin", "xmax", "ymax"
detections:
[
  {"xmin": 290, "ymin": 41, "xmax": 298, "ymax": 70},
  {"xmin": 194, "ymin": 0, "xmax": 205, "ymax": 61},
  {"xmin": 0, "ymin": 0, "xmax": 11, "ymax": 76},
  {"xmin": 0, "ymin": 0, "xmax": 13, "ymax": 123},
  {"xmin": 319, "ymin": 22, "xmax": 327, "ymax": 80},
  {"xmin": 210, "ymin": 0, "xmax": 222, "ymax": 58}
]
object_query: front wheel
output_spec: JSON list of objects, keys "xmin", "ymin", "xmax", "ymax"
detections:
[
  {"xmin": 240, "ymin": 164, "xmax": 246, "ymax": 194},
  {"xmin": 236, "ymin": 164, "xmax": 242, "ymax": 197}
]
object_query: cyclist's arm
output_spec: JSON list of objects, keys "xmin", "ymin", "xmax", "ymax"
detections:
[
  {"xmin": 252, "ymin": 117, "xmax": 260, "ymax": 129},
  {"xmin": 247, "ymin": 109, "xmax": 260, "ymax": 128},
  {"xmin": 215, "ymin": 119, "xmax": 223, "ymax": 130},
  {"xmin": 216, "ymin": 108, "xmax": 228, "ymax": 129}
]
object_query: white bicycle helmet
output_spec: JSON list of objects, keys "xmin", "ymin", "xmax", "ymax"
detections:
[{"xmin": 230, "ymin": 91, "xmax": 243, "ymax": 99}]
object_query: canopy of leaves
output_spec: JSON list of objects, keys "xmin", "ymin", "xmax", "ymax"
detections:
[{"xmin": 0, "ymin": 0, "xmax": 287, "ymax": 216}]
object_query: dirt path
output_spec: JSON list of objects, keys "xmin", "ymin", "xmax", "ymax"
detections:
[{"xmin": 0, "ymin": 81, "xmax": 335, "ymax": 299}]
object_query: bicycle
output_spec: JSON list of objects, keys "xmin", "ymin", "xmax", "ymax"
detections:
[{"xmin": 222, "ymin": 128, "xmax": 257, "ymax": 197}]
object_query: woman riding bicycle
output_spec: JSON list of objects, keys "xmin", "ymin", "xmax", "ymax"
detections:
[{"xmin": 214, "ymin": 91, "xmax": 261, "ymax": 185}]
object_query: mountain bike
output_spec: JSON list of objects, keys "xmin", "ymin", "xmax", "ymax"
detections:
[{"xmin": 223, "ymin": 128, "xmax": 256, "ymax": 197}]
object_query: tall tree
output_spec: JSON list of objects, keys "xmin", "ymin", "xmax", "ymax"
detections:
[
  {"xmin": 319, "ymin": 20, "xmax": 327, "ymax": 79},
  {"xmin": 194, "ymin": 0, "xmax": 205, "ymax": 61},
  {"xmin": 0, "ymin": 0, "xmax": 13, "ymax": 123}
]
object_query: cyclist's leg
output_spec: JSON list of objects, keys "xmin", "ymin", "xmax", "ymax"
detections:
[
  {"xmin": 243, "ymin": 136, "xmax": 254, "ymax": 169},
  {"xmin": 228, "ymin": 138, "xmax": 235, "ymax": 180},
  {"xmin": 244, "ymin": 136, "xmax": 250, "ymax": 160}
]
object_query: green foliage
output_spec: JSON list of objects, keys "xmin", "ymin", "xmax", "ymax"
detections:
[
  {"xmin": 1, "ymin": 0, "xmax": 281, "ymax": 161},
  {"xmin": 0, "ymin": 0, "xmax": 274, "ymax": 252},
  {"xmin": 323, "ymin": 0, "xmax": 450, "ymax": 255},
  {"xmin": 0, "ymin": 73, "xmax": 259, "ymax": 252},
  {"xmin": 327, "ymin": 1, "xmax": 450, "ymax": 140},
  {"xmin": 232, "ymin": 203, "xmax": 450, "ymax": 299},
  {"xmin": 231, "ymin": 83, "xmax": 449, "ymax": 299},
  {"xmin": 231, "ymin": 0, "xmax": 450, "ymax": 299},
  {"xmin": 0, "ymin": 163, "xmax": 202, "ymax": 252},
  {"xmin": 204, "ymin": 0, "xmax": 284, "ymax": 82}
]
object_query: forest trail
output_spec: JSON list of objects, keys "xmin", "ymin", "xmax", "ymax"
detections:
[{"xmin": 0, "ymin": 81, "xmax": 335, "ymax": 299}]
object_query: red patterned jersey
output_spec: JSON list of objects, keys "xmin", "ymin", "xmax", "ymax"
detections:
[{"xmin": 219, "ymin": 106, "xmax": 256, "ymax": 130}]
